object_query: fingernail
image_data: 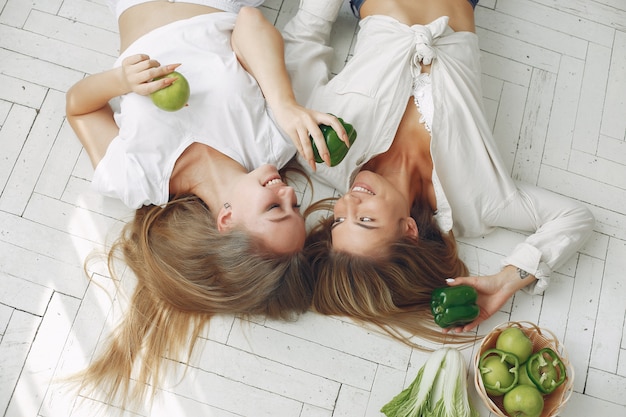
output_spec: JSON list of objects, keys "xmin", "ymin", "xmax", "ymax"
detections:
[{"xmin": 446, "ymin": 278, "xmax": 455, "ymax": 283}]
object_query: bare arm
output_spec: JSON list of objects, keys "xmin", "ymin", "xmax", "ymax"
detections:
[
  {"xmin": 66, "ymin": 67, "xmax": 126, "ymax": 167},
  {"xmin": 66, "ymin": 54, "xmax": 178, "ymax": 167},
  {"xmin": 230, "ymin": 7, "xmax": 347, "ymax": 170}
]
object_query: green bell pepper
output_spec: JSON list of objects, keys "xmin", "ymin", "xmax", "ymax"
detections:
[
  {"xmin": 430, "ymin": 285, "xmax": 480, "ymax": 328},
  {"xmin": 479, "ymin": 348, "xmax": 520, "ymax": 396},
  {"xmin": 526, "ymin": 348, "xmax": 566, "ymax": 394},
  {"xmin": 310, "ymin": 117, "xmax": 357, "ymax": 166}
]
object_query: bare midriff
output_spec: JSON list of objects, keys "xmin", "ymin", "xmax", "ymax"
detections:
[
  {"xmin": 359, "ymin": 0, "xmax": 475, "ymax": 33},
  {"xmin": 117, "ymin": 2, "xmax": 221, "ymax": 53}
]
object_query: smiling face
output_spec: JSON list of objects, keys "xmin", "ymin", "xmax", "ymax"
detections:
[
  {"xmin": 220, "ymin": 164, "xmax": 305, "ymax": 254},
  {"xmin": 331, "ymin": 170, "xmax": 418, "ymax": 256}
]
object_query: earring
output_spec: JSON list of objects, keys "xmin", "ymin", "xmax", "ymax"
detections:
[{"xmin": 223, "ymin": 202, "xmax": 231, "ymax": 209}]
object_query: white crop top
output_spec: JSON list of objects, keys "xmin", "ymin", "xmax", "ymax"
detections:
[
  {"xmin": 107, "ymin": 0, "xmax": 265, "ymax": 20},
  {"xmin": 91, "ymin": 12, "xmax": 295, "ymax": 208}
]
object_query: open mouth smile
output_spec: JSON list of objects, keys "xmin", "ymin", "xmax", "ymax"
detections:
[
  {"xmin": 352, "ymin": 185, "xmax": 375, "ymax": 195},
  {"xmin": 264, "ymin": 177, "xmax": 284, "ymax": 187}
]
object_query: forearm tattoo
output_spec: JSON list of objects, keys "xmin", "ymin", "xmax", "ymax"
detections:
[{"xmin": 517, "ymin": 268, "xmax": 530, "ymax": 279}]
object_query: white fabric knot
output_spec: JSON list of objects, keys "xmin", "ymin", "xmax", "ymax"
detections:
[
  {"xmin": 409, "ymin": 16, "xmax": 450, "ymax": 77},
  {"xmin": 413, "ymin": 30, "xmax": 436, "ymax": 66}
]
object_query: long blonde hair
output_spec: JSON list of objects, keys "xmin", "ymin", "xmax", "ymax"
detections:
[
  {"xmin": 304, "ymin": 198, "xmax": 475, "ymax": 348},
  {"xmin": 74, "ymin": 194, "xmax": 312, "ymax": 409}
]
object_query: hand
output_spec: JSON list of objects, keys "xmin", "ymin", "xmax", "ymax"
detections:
[
  {"xmin": 443, "ymin": 266, "xmax": 535, "ymax": 333},
  {"xmin": 120, "ymin": 54, "xmax": 181, "ymax": 96},
  {"xmin": 270, "ymin": 102, "xmax": 349, "ymax": 171}
]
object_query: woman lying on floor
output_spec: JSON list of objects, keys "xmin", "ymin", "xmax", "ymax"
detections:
[
  {"xmin": 285, "ymin": 0, "xmax": 594, "ymax": 346},
  {"xmin": 65, "ymin": 0, "xmax": 349, "ymax": 409}
]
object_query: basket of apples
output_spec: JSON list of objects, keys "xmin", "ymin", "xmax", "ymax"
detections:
[{"xmin": 473, "ymin": 321, "xmax": 574, "ymax": 417}]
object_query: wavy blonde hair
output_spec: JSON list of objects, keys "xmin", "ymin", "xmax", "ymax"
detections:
[
  {"xmin": 304, "ymin": 198, "xmax": 476, "ymax": 348},
  {"xmin": 73, "ymin": 194, "xmax": 312, "ymax": 410}
]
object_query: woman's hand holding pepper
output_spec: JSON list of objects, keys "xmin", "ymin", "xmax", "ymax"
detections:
[
  {"xmin": 270, "ymin": 101, "xmax": 348, "ymax": 171},
  {"xmin": 443, "ymin": 265, "xmax": 537, "ymax": 333},
  {"xmin": 119, "ymin": 54, "xmax": 181, "ymax": 96},
  {"xmin": 229, "ymin": 7, "xmax": 348, "ymax": 170}
]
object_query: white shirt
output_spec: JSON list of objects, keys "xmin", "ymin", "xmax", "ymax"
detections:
[
  {"xmin": 92, "ymin": 13, "xmax": 295, "ymax": 208},
  {"xmin": 107, "ymin": 0, "xmax": 265, "ymax": 20},
  {"xmin": 287, "ymin": 14, "xmax": 594, "ymax": 293}
]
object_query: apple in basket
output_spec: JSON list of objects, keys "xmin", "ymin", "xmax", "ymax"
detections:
[
  {"xmin": 503, "ymin": 384, "xmax": 544, "ymax": 417},
  {"xmin": 496, "ymin": 327, "xmax": 534, "ymax": 364},
  {"xmin": 150, "ymin": 71, "xmax": 190, "ymax": 111}
]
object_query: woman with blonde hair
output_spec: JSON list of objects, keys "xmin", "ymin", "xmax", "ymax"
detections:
[
  {"xmin": 285, "ymin": 0, "xmax": 594, "ymax": 346},
  {"xmin": 65, "ymin": 0, "xmax": 348, "ymax": 409}
]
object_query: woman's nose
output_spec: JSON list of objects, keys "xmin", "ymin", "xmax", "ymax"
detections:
[
  {"xmin": 277, "ymin": 185, "xmax": 298, "ymax": 206},
  {"xmin": 343, "ymin": 192, "xmax": 362, "ymax": 203},
  {"xmin": 277, "ymin": 185, "xmax": 295, "ymax": 197},
  {"xmin": 336, "ymin": 193, "xmax": 360, "ymax": 216}
]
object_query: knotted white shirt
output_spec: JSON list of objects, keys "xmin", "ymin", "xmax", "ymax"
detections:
[{"xmin": 284, "ymin": 13, "xmax": 594, "ymax": 294}]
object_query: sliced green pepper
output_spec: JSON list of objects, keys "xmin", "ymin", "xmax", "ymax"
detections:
[
  {"xmin": 430, "ymin": 285, "xmax": 480, "ymax": 328},
  {"xmin": 310, "ymin": 117, "xmax": 357, "ymax": 166},
  {"xmin": 526, "ymin": 348, "xmax": 566, "ymax": 394},
  {"xmin": 479, "ymin": 349, "xmax": 520, "ymax": 396}
]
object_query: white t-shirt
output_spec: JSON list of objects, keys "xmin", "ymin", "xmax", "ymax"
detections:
[
  {"xmin": 107, "ymin": 0, "xmax": 265, "ymax": 20},
  {"xmin": 92, "ymin": 13, "xmax": 295, "ymax": 208}
]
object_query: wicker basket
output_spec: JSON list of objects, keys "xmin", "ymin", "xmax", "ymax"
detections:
[{"xmin": 473, "ymin": 321, "xmax": 574, "ymax": 417}]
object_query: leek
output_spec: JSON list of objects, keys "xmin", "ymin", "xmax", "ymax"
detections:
[{"xmin": 381, "ymin": 348, "xmax": 480, "ymax": 417}]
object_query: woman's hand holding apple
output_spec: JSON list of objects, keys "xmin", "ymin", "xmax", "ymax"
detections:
[{"xmin": 119, "ymin": 54, "xmax": 181, "ymax": 96}]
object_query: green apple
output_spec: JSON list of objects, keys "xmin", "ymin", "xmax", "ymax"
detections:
[
  {"xmin": 481, "ymin": 355, "xmax": 516, "ymax": 396},
  {"xmin": 150, "ymin": 71, "xmax": 190, "ymax": 112},
  {"xmin": 517, "ymin": 363, "xmax": 535, "ymax": 387},
  {"xmin": 497, "ymin": 327, "xmax": 534, "ymax": 364},
  {"xmin": 503, "ymin": 384, "xmax": 544, "ymax": 417}
]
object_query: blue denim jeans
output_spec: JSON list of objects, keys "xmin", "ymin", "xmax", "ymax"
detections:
[{"xmin": 350, "ymin": 0, "xmax": 479, "ymax": 18}]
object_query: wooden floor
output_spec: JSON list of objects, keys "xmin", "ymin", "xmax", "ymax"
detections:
[{"xmin": 1, "ymin": 0, "xmax": 625, "ymax": 416}]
